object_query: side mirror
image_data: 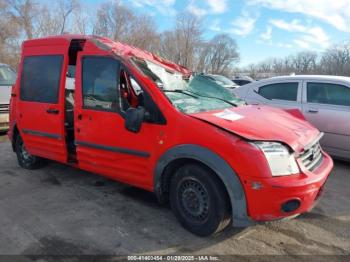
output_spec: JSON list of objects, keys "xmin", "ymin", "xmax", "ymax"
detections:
[{"xmin": 125, "ymin": 107, "xmax": 145, "ymax": 133}]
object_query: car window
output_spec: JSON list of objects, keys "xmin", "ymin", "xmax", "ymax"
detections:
[
  {"xmin": 20, "ymin": 55, "xmax": 63, "ymax": 103},
  {"xmin": 307, "ymin": 82, "xmax": 350, "ymax": 106},
  {"xmin": 258, "ymin": 82, "xmax": 299, "ymax": 101},
  {"xmin": 82, "ymin": 56, "xmax": 120, "ymax": 111},
  {"xmin": 0, "ymin": 66, "xmax": 16, "ymax": 86}
]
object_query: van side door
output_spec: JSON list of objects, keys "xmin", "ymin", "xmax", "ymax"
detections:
[
  {"xmin": 16, "ymin": 45, "xmax": 69, "ymax": 163},
  {"xmin": 301, "ymin": 80, "xmax": 350, "ymax": 158},
  {"xmin": 74, "ymin": 52, "xmax": 166, "ymax": 190}
]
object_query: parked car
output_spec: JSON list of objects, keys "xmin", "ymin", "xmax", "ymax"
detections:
[
  {"xmin": 201, "ymin": 74, "xmax": 239, "ymax": 89},
  {"xmin": 232, "ymin": 76, "xmax": 254, "ymax": 86},
  {"xmin": 9, "ymin": 35, "xmax": 333, "ymax": 236},
  {"xmin": 0, "ymin": 63, "xmax": 16, "ymax": 131},
  {"xmin": 234, "ymin": 75, "xmax": 350, "ymax": 160}
]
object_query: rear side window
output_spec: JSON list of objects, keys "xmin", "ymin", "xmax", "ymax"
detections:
[
  {"xmin": 307, "ymin": 82, "xmax": 350, "ymax": 106},
  {"xmin": 20, "ymin": 55, "xmax": 63, "ymax": 103},
  {"xmin": 258, "ymin": 82, "xmax": 299, "ymax": 101},
  {"xmin": 82, "ymin": 56, "xmax": 120, "ymax": 111}
]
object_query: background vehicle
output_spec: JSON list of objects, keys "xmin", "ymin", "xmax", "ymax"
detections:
[
  {"xmin": 232, "ymin": 76, "xmax": 254, "ymax": 86},
  {"xmin": 234, "ymin": 75, "xmax": 350, "ymax": 160},
  {"xmin": 9, "ymin": 36, "xmax": 332, "ymax": 236},
  {"xmin": 0, "ymin": 63, "xmax": 16, "ymax": 132},
  {"xmin": 201, "ymin": 74, "xmax": 239, "ymax": 89}
]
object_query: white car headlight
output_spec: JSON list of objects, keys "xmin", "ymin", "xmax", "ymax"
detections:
[{"xmin": 253, "ymin": 142, "xmax": 300, "ymax": 177}]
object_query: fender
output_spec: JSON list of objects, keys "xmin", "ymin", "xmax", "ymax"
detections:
[
  {"xmin": 284, "ymin": 108, "xmax": 306, "ymax": 121},
  {"xmin": 154, "ymin": 144, "xmax": 253, "ymax": 227}
]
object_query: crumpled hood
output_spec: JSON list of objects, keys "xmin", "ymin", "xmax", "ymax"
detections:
[{"xmin": 190, "ymin": 105, "xmax": 320, "ymax": 152}]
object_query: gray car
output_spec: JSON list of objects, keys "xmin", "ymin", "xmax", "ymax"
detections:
[
  {"xmin": 234, "ymin": 75, "xmax": 350, "ymax": 160},
  {"xmin": 0, "ymin": 63, "xmax": 16, "ymax": 131}
]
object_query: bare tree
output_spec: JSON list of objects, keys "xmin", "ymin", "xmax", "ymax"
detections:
[
  {"xmin": 92, "ymin": 1, "xmax": 159, "ymax": 52},
  {"xmin": 58, "ymin": 0, "xmax": 79, "ymax": 34},
  {"xmin": 174, "ymin": 13, "xmax": 202, "ymax": 69},
  {"xmin": 35, "ymin": 4, "xmax": 62, "ymax": 37},
  {"xmin": 197, "ymin": 34, "xmax": 239, "ymax": 75},
  {"xmin": 320, "ymin": 43, "xmax": 350, "ymax": 75},
  {"xmin": 7, "ymin": 0, "xmax": 37, "ymax": 39},
  {"xmin": 72, "ymin": 1, "xmax": 90, "ymax": 34},
  {"xmin": 291, "ymin": 51, "xmax": 317, "ymax": 74},
  {"xmin": 0, "ymin": 0, "xmax": 21, "ymax": 66},
  {"xmin": 93, "ymin": 1, "xmax": 135, "ymax": 41}
]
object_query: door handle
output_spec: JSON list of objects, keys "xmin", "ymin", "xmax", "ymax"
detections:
[
  {"xmin": 308, "ymin": 109, "xmax": 319, "ymax": 113},
  {"xmin": 46, "ymin": 109, "xmax": 59, "ymax": 114}
]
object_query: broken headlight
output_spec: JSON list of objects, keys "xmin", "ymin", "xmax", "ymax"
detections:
[{"xmin": 253, "ymin": 142, "xmax": 300, "ymax": 177}]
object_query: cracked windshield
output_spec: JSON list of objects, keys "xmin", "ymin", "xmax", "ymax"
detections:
[{"xmin": 133, "ymin": 59, "xmax": 244, "ymax": 114}]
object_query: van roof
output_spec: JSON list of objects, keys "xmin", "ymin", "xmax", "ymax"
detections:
[{"xmin": 23, "ymin": 34, "xmax": 191, "ymax": 76}]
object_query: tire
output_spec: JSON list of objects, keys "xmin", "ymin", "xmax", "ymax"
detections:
[
  {"xmin": 169, "ymin": 164, "xmax": 231, "ymax": 237},
  {"xmin": 15, "ymin": 135, "xmax": 44, "ymax": 169}
]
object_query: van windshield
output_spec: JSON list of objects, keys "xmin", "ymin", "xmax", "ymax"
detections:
[
  {"xmin": 0, "ymin": 65, "xmax": 16, "ymax": 86},
  {"xmin": 133, "ymin": 59, "xmax": 244, "ymax": 114}
]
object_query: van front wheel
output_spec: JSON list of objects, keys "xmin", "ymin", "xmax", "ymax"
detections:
[
  {"xmin": 169, "ymin": 164, "xmax": 231, "ymax": 237},
  {"xmin": 15, "ymin": 135, "xmax": 44, "ymax": 169}
]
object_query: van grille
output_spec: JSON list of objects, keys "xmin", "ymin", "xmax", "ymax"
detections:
[
  {"xmin": 299, "ymin": 142, "xmax": 323, "ymax": 172},
  {"xmin": 0, "ymin": 104, "xmax": 9, "ymax": 113}
]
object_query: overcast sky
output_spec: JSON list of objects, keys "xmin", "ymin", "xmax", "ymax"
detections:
[{"xmin": 83, "ymin": 0, "xmax": 350, "ymax": 66}]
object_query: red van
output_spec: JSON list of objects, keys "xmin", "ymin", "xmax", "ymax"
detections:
[{"xmin": 8, "ymin": 35, "xmax": 333, "ymax": 236}]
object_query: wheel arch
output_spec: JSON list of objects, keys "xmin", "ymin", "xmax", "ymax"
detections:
[{"xmin": 154, "ymin": 144, "xmax": 253, "ymax": 227}]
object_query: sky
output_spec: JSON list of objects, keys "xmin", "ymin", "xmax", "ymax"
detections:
[{"xmin": 85, "ymin": 0, "xmax": 350, "ymax": 67}]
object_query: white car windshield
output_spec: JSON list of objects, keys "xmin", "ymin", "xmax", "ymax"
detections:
[
  {"xmin": 208, "ymin": 75, "xmax": 236, "ymax": 86},
  {"xmin": 133, "ymin": 59, "xmax": 244, "ymax": 114}
]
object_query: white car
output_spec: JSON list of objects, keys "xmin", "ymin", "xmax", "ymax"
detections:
[
  {"xmin": 0, "ymin": 63, "xmax": 16, "ymax": 131},
  {"xmin": 234, "ymin": 75, "xmax": 350, "ymax": 160}
]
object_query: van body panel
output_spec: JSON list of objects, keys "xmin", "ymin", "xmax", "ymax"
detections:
[{"xmin": 16, "ymin": 43, "xmax": 69, "ymax": 163}]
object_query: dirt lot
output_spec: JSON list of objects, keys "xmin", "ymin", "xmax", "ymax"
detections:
[{"xmin": 0, "ymin": 133, "xmax": 349, "ymax": 258}]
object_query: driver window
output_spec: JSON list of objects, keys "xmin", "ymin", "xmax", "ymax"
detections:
[{"xmin": 82, "ymin": 56, "xmax": 119, "ymax": 111}]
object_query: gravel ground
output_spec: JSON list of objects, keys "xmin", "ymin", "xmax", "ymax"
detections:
[{"xmin": 0, "ymin": 133, "xmax": 349, "ymax": 259}]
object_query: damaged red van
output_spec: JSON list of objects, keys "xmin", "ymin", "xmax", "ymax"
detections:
[{"xmin": 8, "ymin": 35, "xmax": 333, "ymax": 236}]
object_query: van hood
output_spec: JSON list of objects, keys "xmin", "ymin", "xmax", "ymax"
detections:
[{"xmin": 190, "ymin": 105, "xmax": 319, "ymax": 153}]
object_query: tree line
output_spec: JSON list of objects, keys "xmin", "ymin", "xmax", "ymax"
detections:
[
  {"xmin": 0, "ymin": 0, "xmax": 239, "ymax": 76},
  {"xmin": 245, "ymin": 43, "xmax": 350, "ymax": 79}
]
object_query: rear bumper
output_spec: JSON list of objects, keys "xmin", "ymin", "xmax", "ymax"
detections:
[
  {"xmin": 0, "ymin": 113, "xmax": 9, "ymax": 131},
  {"xmin": 243, "ymin": 152, "xmax": 333, "ymax": 221}
]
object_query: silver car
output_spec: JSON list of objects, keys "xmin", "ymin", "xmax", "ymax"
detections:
[
  {"xmin": 234, "ymin": 75, "xmax": 350, "ymax": 160},
  {"xmin": 0, "ymin": 63, "xmax": 16, "ymax": 131}
]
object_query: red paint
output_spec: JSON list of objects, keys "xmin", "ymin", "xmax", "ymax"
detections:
[{"xmin": 9, "ymin": 35, "xmax": 333, "ymax": 223}]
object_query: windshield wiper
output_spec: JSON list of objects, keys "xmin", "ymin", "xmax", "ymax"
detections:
[
  {"xmin": 163, "ymin": 89, "xmax": 198, "ymax": 98},
  {"xmin": 164, "ymin": 89, "xmax": 239, "ymax": 107}
]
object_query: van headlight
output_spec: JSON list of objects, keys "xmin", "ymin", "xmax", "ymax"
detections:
[{"xmin": 253, "ymin": 142, "xmax": 299, "ymax": 177}]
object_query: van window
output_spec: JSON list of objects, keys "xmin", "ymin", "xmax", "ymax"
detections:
[
  {"xmin": 258, "ymin": 82, "xmax": 299, "ymax": 101},
  {"xmin": 20, "ymin": 55, "xmax": 63, "ymax": 103},
  {"xmin": 307, "ymin": 82, "xmax": 350, "ymax": 106},
  {"xmin": 82, "ymin": 57, "xmax": 119, "ymax": 111}
]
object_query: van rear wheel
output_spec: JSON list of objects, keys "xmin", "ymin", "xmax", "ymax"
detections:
[
  {"xmin": 169, "ymin": 164, "xmax": 231, "ymax": 237},
  {"xmin": 15, "ymin": 135, "xmax": 44, "ymax": 169}
]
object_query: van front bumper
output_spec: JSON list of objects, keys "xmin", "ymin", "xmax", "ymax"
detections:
[
  {"xmin": 243, "ymin": 152, "xmax": 333, "ymax": 221},
  {"xmin": 0, "ymin": 113, "xmax": 9, "ymax": 131}
]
